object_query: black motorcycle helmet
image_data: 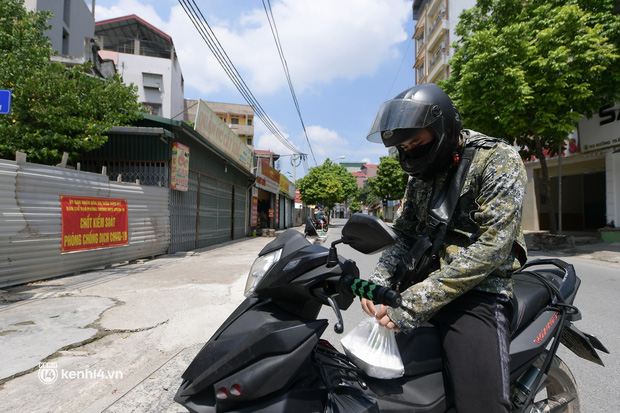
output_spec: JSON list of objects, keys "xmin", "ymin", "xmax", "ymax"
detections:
[{"xmin": 366, "ymin": 83, "xmax": 462, "ymax": 180}]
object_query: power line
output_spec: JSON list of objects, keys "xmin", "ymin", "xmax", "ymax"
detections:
[
  {"xmin": 262, "ymin": 0, "xmax": 317, "ymax": 166},
  {"xmin": 177, "ymin": 0, "xmax": 302, "ymax": 154}
]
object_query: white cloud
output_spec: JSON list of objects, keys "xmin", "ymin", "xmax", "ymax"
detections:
[
  {"xmin": 93, "ymin": 0, "xmax": 411, "ymax": 97},
  {"xmin": 305, "ymin": 125, "xmax": 347, "ymax": 159},
  {"xmin": 92, "ymin": 0, "xmax": 165, "ymax": 27}
]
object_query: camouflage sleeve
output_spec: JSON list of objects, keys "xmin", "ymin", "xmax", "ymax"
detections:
[
  {"xmin": 368, "ymin": 180, "xmax": 419, "ymax": 288},
  {"xmin": 387, "ymin": 145, "xmax": 527, "ymax": 332}
]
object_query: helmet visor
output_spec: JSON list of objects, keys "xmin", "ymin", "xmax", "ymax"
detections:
[{"xmin": 366, "ymin": 99, "xmax": 440, "ymax": 145}]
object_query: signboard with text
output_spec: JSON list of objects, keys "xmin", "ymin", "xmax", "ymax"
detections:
[
  {"xmin": 60, "ymin": 196, "xmax": 128, "ymax": 253},
  {"xmin": 194, "ymin": 99, "xmax": 252, "ymax": 171},
  {"xmin": 251, "ymin": 196, "xmax": 258, "ymax": 226},
  {"xmin": 256, "ymin": 159, "xmax": 280, "ymax": 194},
  {"xmin": 578, "ymin": 103, "xmax": 620, "ymax": 152},
  {"xmin": 171, "ymin": 142, "xmax": 190, "ymax": 191}
]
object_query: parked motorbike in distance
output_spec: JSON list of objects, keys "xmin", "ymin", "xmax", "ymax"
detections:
[{"xmin": 175, "ymin": 214, "xmax": 608, "ymax": 412}]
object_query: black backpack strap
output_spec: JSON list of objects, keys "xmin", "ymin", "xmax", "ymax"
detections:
[
  {"xmin": 427, "ymin": 146, "xmax": 476, "ymax": 238},
  {"xmin": 393, "ymin": 146, "xmax": 477, "ymax": 292}
]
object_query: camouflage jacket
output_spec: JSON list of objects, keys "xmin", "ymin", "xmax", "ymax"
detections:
[{"xmin": 370, "ymin": 130, "xmax": 527, "ymax": 333}]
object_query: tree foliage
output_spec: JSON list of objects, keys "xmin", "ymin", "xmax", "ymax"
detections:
[
  {"xmin": 367, "ymin": 156, "xmax": 408, "ymax": 202},
  {"xmin": 352, "ymin": 181, "xmax": 381, "ymax": 209},
  {"xmin": 0, "ymin": 0, "xmax": 145, "ymax": 165},
  {"xmin": 442, "ymin": 0, "xmax": 620, "ymax": 232},
  {"xmin": 296, "ymin": 159, "xmax": 358, "ymax": 213}
]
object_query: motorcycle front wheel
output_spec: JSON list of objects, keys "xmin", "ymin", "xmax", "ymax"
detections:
[{"xmin": 532, "ymin": 354, "xmax": 580, "ymax": 413}]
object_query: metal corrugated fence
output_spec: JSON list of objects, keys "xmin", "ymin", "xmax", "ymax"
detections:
[{"xmin": 0, "ymin": 159, "xmax": 170, "ymax": 288}]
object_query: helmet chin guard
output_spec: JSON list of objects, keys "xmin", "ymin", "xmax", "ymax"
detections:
[{"xmin": 367, "ymin": 84, "xmax": 462, "ymax": 180}]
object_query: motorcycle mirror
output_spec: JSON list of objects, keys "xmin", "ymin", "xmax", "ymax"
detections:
[
  {"xmin": 340, "ymin": 213, "xmax": 398, "ymax": 254},
  {"xmin": 304, "ymin": 217, "xmax": 318, "ymax": 238}
]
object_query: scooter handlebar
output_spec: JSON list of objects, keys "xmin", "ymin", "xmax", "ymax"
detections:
[{"xmin": 342, "ymin": 274, "xmax": 402, "ymax": 308}]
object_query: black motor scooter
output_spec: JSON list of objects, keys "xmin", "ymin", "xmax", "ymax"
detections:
[{"xmin": 175, "ymin": 214, "xmax": 608, "ymax": 412}]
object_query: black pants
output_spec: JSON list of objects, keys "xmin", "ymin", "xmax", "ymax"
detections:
[{"xmin": 431, "ymin": 290, "xmax": 513, "ymax": 413}]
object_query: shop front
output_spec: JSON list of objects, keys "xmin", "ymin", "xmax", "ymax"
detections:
[
  {"xmin": 253, "ymin": 159, "xmax": 280, "ymax": 231},
  {"xmin": 522, "ymin": 103, "xmax": 620, "ymax": 232}
]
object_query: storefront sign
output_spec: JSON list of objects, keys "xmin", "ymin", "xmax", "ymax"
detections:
[
  {"xmin": 256, "ymin": 159, "xmax": 280, "ymax": 194},
  {"xmin": 269, "ymin": 209, "xmax": 274, "ymax": 218},
  {"xmin": 194, "ymin": 100, "xmax": 253, "ymax": 171},
  {"xmin": 579, "ymin": 103, "xmax": 620, "ymax": 152},
  {"xmin": 171, "ymin": 142, "xmax": 189, "ymax": 191},
  {"xmin": 295, "ymin": 189, "xmax": 303, "ymax": 209},
  {"xmin": 251, "ymin": 196, "xmax": 258, "ymax": 226},
  {"xmin": 60, "ymin": 196, "xmax": 128, "ymax": 253}
]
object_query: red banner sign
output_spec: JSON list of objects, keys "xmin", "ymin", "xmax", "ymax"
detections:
[{"xmin": 60, "ymin": 196, "xmax": 129, "ymax": 253}]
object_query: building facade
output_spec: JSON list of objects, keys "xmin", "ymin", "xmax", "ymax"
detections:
[
  {"xmin": 24, "ymin": 0, "xmax": 94, "ymax": 57},
  {"xmin": 412, "ymin": 0, "xmax": 476, "ymax": 84},
  {"xmin": 95, "ymin": 15, "xmax": 185, "ymax": 120}
]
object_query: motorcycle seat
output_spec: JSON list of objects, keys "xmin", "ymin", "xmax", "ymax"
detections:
[{"xmin": 510, "ymin": 269, "xmax": 562, "ymax": 335}]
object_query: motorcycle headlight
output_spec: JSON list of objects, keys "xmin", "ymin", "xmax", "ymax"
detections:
[{"xmin": 244, "ymin": 249, "xmax": 282, "ymax": 297}]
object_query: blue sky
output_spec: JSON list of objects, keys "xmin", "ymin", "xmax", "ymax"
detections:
[{"xmin": 90, "ymin": 0, "xmax": 417, "ymax": 179}]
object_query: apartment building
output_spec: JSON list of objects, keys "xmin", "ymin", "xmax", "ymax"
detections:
[
  {"xmin": 412, "ymin": 0, "xmax": 476, "ymax": 84},
  {"xmin": 95, "ymin": 15, "xmax": 185, "ymax": 120}
]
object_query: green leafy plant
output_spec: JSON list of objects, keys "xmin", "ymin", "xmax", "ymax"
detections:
[
  {"xmin": 0, "ymin": 0, "xmax": 145, "ymax": 165},
  {"xmin": 442, "ymin": 0, "xmax": 620, "ymax": 233}
]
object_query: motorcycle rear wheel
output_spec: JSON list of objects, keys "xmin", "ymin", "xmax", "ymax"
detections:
[{"xmin": 532, "ymin": 354, "xmax": 580, "ymax": 413}]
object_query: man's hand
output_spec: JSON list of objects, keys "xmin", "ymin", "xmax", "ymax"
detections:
[{"xmin": 360, "ymin": 298, "xmax": 401, "ymax": 332}]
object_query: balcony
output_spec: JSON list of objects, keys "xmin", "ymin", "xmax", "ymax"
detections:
[
  {"xmin": 415, "ymin": 43, "xmax": 426, "ymax": 68},
  {"xmin": 427, "ymin": 54, "xmax": 448, "ymax": 83},
  {"xmin": 427, "ymin": 17, "xmax": 448, "ymax": 52},
  {"xmin": 228, "ymin": 123, "xmax": 254, "ymax": 137}
]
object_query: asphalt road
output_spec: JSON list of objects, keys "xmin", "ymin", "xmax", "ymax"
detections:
[{"xmin": 320, "ymin": 217, "xmax": 619, "ymax": 412}]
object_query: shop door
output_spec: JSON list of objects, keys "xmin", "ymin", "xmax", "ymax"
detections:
[
  {"xmin": 197, "ymin": 175, "xmax": 232, "ymax": 247},
  {"xmin": 233, "ymin": 186, "xmax": 247, "ymax": 239},
  {"xmin": 169, "ymin": 170, "xmax": 198, "ymax": 253}
]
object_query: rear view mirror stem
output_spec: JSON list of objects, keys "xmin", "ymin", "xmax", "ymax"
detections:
[{"xmin": 326, "ymin": 239, "xmax": 343, "ymax": 268}]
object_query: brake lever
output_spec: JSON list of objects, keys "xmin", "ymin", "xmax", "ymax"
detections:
[{"xmin": 313, "ymin": 289, "xmax": 345, "ymax": 334}]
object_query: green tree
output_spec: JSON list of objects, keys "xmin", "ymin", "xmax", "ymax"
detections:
[
  {"xmin": 367, "ymin": 156, "xmax": 408, "ymax": 203},
  {"xmin": 352, "ymin": 180, "xmax": 381, "ymax": 210},
  {"xmin": 0, "ymin": 0, "xmax": 145, "ymax": 165},
  {"xmin": 442, "ymin": 0, "xmax": 620, "ymax": 233},
  {"xmin": 296, "ymin": 158, "xmax": 358, "ymax": 216}
]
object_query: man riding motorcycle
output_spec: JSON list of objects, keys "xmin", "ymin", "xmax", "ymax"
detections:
[{"xmin": 363, "ymin": 83, "xmax": 528, "ymax": 412}]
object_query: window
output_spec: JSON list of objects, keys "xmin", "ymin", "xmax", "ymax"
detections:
[
  {"xmin": 247, "ymin": 138, "xmax": 253, "ymax": 145},
  {"xmin": 247, "ymin": 118, "xmax": 253, "ymax": 126},
  {"xmin": 231, "ymin": 117, "xmax": 240, "ymax": 125},
  {"xmin": 143, "ymin": 73, "xmax": 163, "ymax": 90},
  {"xmin": 142, "ymin": 103, "xmax": 162, "ymax": 116}
]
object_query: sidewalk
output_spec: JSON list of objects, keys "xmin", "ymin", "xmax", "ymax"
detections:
[
  {"xmin": 0, "ymin": 233, "xmax": 284, "ymax": 412},
  {"xmin": 524, "ymin": 230, "xmax": 620, "ymax": 266}
]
